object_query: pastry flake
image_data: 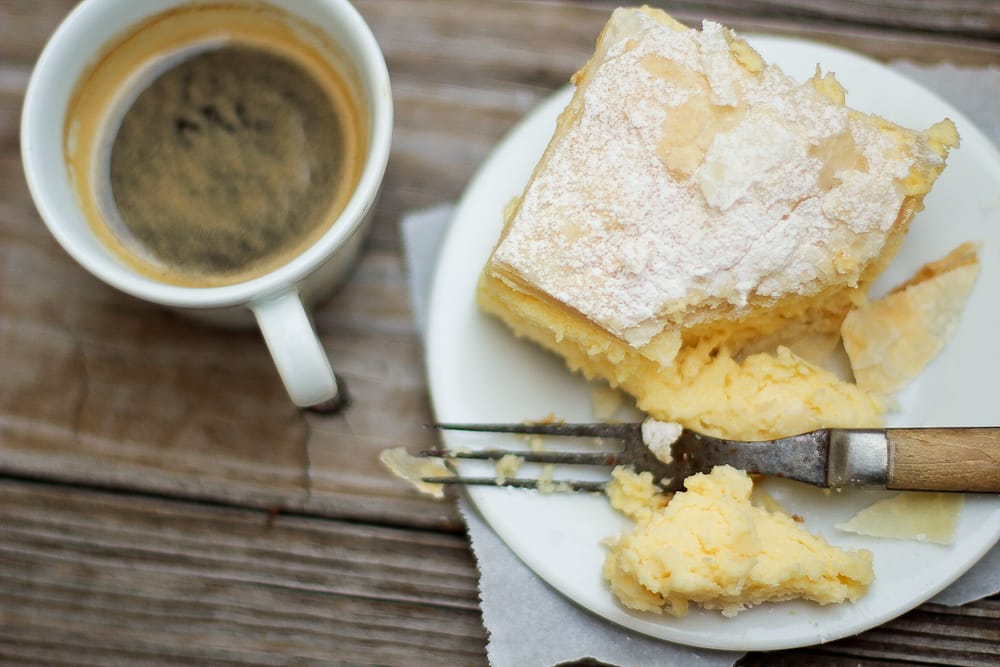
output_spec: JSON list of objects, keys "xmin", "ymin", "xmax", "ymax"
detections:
[{"xmin": 843, "ymin": 242, "xmax": 980, "ymax": 395}]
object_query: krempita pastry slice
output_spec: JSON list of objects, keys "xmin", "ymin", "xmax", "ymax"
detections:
[{"xmin": 477, "ymin": 7, "xmax": 959, "ymax": 440}]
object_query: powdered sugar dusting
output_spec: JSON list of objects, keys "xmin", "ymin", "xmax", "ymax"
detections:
[
  {"xmin": 699, "ymin": 21, "xmax": 742, "ymax": 106},
  {"xmin": 491, "ymin": 10, "xmax": 939, "ymax": 347}
]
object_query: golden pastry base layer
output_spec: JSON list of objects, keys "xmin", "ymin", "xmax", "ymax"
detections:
[
  {"xmin": 479, "ymin": 269, "xmax": 889, "ymax": 440},
  {"xmin": 477, "ymin": 197, "xmax": 933, "ymax": 440}
]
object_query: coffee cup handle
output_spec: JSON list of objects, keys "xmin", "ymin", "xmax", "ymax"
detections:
[{"xmin": 252, "ymin": 290, "xmax": 339, "ymax": 407}]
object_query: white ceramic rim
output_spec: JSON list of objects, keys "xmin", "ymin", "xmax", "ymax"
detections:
[{"xmin": 20, "ymin": 0, "xmax": 392, "ymax": 309}]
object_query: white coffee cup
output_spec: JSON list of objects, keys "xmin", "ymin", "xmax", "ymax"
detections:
[{"xmin": 21, "ymin": 0, "xmax": 392, "ymax": 408}]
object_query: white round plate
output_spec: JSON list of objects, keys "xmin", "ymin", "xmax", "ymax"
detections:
[{"xmin": 425, "ymin": 35, "xmax": 1000, "ymax": 651}]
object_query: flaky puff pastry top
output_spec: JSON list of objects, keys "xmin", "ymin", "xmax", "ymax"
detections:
[{"xmin": 487, "ymin": 7, "xmax": 958, "ymax": 348}]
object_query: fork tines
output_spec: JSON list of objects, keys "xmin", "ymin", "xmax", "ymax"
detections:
[
  {"xmin": 432, "ymin": 421, "xmax": 640, "ymax": 439},
  {"xmin": 422, "ymin": 475, "xmax": 608, "ymax": 493},
  {"xmin": 423, "ymin": 421, "xmax": 642, "ymax": 493}
]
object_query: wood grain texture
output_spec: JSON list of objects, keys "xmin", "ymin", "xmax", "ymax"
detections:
[
  {"xmin": 639, "ymin": 0, "xmax": 1000, "ymax": 37},
  {"xmin": 888, "ymin": 428, "xmax": 1000, "ymax": 492},
  {"xmin": 2, "ymin": 1, "xmax": 999, "ymax": 665},
  {"xmin": 0, "ymin": 479, "xmax": 487, "ymax": 667}
]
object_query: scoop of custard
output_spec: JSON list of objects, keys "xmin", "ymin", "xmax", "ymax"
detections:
[{"xmin": 603, "ymin": 466, "xmax": 873, "ymax": 617}]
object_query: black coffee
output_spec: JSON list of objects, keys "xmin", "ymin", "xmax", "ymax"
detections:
[{"xmin": 107, "ymin": 44, "xmax": 359, "ymax": 285}]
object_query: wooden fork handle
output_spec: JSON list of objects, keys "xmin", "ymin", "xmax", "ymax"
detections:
[{"xmin": 886, "ymin": 427, "xmax": 1000, "ymax": 492}]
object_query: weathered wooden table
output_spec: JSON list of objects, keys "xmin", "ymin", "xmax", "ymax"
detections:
[{"xmin": 2, "ymin": 1, "xmax": 998, "ymax": 665}]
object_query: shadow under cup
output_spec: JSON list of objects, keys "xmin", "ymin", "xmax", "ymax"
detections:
[{"xmin": 22, "ymin": 0, "xmax": 393, "ymax": 404}]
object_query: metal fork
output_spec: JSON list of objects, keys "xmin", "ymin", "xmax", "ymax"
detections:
[
  {"xmin": 421, "ymin": 421, "xmax": 760, "ymax": 493},
  {"xmin": 422, "ymin": 422, "xmax": 1000, "ymax": 493}
]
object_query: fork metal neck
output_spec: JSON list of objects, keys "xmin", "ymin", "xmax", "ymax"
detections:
[
  {"xmin": 827, "ymin": 429, "xmax": 888, "ymax": 488},
  {"xmin": 678, "ymin": 428, "xmax": 889, "ymax": 489},
  {"xmin": 677, "ymin": 429, "xmax": 830, "ymax": 487}
]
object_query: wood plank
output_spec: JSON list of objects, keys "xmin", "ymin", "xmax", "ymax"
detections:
[
  {"xmin": 5, "ymin": 1, "xmax": 1000, "ymax": 68},
  {"xmin": 0, "ymin": 235, "xmax": 457, "ymax": 529},
  {"xmin": 639, "ymin": 0, "xmax": 1000, "ymax": 37},
  {"xmin": 0, "ymin": 478, "xmax": 488, "ymax": 666},
  {"xmin": 359, "ymin": 0, "xmax": 1000, "ymax": 80},
  {"xmin": 742, "ymin": 599, "xmax": 1000, "ymax": 666}
]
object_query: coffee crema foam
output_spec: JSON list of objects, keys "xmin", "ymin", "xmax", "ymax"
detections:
[{"xmin": 65, "ymin": 4, "xmax": 367, "ymax": 287}]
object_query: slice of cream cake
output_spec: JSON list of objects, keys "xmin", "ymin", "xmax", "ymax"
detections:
[{"xmin": 477, "ymin": 7, "xmax": 959, "ymax": 440}]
